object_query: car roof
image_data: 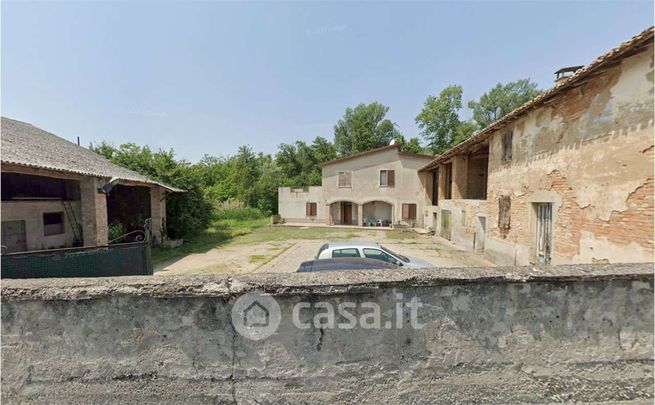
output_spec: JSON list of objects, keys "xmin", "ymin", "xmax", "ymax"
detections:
[
  {"xmin": 298, "ymin": 258, "xmax": 397, "ymax": 272},
  {"xmin": 327, "ymin": 241, "xmax": 380, "ymax": 249}
]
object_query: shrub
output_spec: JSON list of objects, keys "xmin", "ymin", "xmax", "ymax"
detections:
[{"xmin": 215, "ymin": 207, "xmax": 267, "ymax": 221}]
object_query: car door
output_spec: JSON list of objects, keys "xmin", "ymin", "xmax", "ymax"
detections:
[{"xmin": 362, "ymin": 248, "xmax": 400, "ymax": 266}]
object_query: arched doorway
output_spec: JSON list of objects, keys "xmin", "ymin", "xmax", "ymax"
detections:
[{"xmin": 362, "ymin": 201, "xmax": 393, "ymax": 227}]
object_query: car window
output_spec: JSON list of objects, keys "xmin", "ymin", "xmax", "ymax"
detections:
[
  {"xmin": 362, "ymin": 248, "xmax": 400, "ymax": 265},
  {"xmin": 331, "ymin": 248, "xmax": 361, "ymax": 258}
]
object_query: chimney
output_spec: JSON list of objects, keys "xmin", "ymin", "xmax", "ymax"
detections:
[{"xmin": 554, "ymin": 65, "xmax": 584, "ymax": 82}]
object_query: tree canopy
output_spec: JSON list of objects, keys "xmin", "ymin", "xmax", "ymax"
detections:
[
  {"xmin": 415, "ymin": 85, "xmax": 474, "ymax": 154},
  {"xmin": 334, "ymin": 102, "xmax": 402, "ymax": 157},
  {"xmin": 467, "ymin": 78, "xmax": 541, "ymax": 128}
]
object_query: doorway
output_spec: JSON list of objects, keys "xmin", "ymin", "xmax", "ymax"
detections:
[
  {"xmin": 2, "ymin": 220, "xmax": 27, "ymax": 253},
  {"xmin": 535, "ymin": 203, "xmax": 552, "ymax": 264},
  {"xmin": 440, "ymin": 210, "xmax": 452, "ymax": 240},
  {"xmin": 475, "ymin": 216, "xmax": 486, "ymax": 253},
  {"xmin": 341, "ymin": 202, "xmax": 353, "ymax": 225}
]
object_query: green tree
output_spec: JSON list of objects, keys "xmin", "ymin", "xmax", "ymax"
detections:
[
  {"xmin": 90, "ymin": 142, "xmax": 214, "ymax": 238},
  {"xmin": 394, "ymin": 135, "xmax": 427, "ymax": 155},
  {"xmin": 415, "ymin": 85, "xmax": 473, "ymax": 154},
  {"xmin": 275, "ymin": 136, "xmax": 336, "ymax": 187},
  {"xmin": 334, "ymin": 102, "xmax": 401, "ymax": 156},
  {"xmin": 468, "ymin": 78, "xmax": 541, "ymax": 128}
]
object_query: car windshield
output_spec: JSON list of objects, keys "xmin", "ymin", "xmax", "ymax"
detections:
[{"xmin": 380, "ymin": 246, "xmax": 410, "ymax": 263}]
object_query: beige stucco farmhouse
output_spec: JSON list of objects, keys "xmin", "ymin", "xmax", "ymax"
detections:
[{"xmin": 278, "ymin": 144, "xmax": 434, "ymax": 228}]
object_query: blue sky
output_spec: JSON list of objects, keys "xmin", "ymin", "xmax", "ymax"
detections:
[{"xmin": 2, "ymin": 1, "xmax": 653, "ymax": 162}]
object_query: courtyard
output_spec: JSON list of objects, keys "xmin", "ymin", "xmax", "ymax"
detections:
[{"xmin": 154, "ymin": 224, "xmax": 493, "ymax": 276}]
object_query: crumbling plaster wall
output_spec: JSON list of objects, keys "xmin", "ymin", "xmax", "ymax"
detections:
[
  {"xmin": 1, "ymin": 264, "xmax": 652, "ymax": 403},
  {"xmin": 485, "ymin": 45, "xmax": 654, "ymax": 265}
]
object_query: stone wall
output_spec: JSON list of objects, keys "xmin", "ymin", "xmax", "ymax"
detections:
[
  {"xmin": 2, "ymin": 263, "xmax": 652, "ymax": 403},
  {"xmin": 79, "ymin": 177, "xmax": 108, "ymax": 246}
]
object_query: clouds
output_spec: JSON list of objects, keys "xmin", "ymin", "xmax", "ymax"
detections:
[{"xmin": 305, "ymin": 24, "xmax": 347, "ymax": 38}]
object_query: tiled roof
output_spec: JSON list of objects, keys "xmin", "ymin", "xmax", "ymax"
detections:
[
  {"xmin": 1, "ymin": 117, "xmax": 183, "ymax": 192},
  {"xmin": 318, "ymin": 144, "xmax": 433, "ymax": 168},
  {"xmin": 420, "ymin": 26, "xmax": 654, "ymax": 172}
]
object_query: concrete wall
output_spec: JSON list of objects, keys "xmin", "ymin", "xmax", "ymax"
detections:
[
  {"xmin": 278, "ymin": 186, "xmax": 326, "ymax": 223},
  {"xmin": 485, "ymin": 45, "xmax": 654, "ymax": 265},
  {"xmin": 322, "ymin": 148, "xmax": 433, "ymax": 227},
  {"xmin": 0, "ymin": 200, "xmax": 82, "ymax": 251},
  {"xmin": 80, "ymin": 177, "xmax": 109, "ymax": 246},
  {"xmin": 2, "ymin": 263, "xmax": 652, "ymax": 403}
]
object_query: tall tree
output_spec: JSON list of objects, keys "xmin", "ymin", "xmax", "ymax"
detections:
[
  {"xmin": 415, "ymin": 85, "xmax": 474, "ymax": 154},
  {"xmin": 394, "ymin": 135, "xmax": 427, "ymax": 155},
  {"xmin": 275, "ymin": 136, "xmax": 337, "ymax": 187},
  {"xmin": 467, "ymin": 78, "xmax": 541, "ymax": 128},
  {"xmin": 334, "ymin": 102, "xmax": 401, "ymax": 156}
]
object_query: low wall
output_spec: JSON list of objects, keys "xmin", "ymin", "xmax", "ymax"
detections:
[{"xmin": 2, "ymin": 263, "xmax": 653, "ymax": 403}]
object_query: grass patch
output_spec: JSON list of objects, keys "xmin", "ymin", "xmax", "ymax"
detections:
[
  {"xmin": 385, "ymin": 229, "xmax": 419, "ymax": 240},
  {"xmin": 228, "ymin": 225, "xmax": 360, "ymax": 245},
  {"xmin": 249, "ymin": 255, "xmax": 269, "ymax": 263},
  {"xmin": 152, "ymin": 216, "xmax": 268, "ymax": 264}
]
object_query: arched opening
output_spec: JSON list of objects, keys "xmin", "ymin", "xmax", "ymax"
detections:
[
  {"xmin": 329, "ymin": 201, "xmax": 358, "ymax": 225},
  {"xmin": 362, "ymin": 201, "xmax": 392, "ymax": 227}
]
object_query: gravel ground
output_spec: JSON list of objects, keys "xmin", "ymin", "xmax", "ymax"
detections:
[{"xmin": 155, "ymin": 227, "xmax": 493, "ymax": 276}]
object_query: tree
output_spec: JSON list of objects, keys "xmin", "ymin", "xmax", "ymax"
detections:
[
  {"xmin": 394, "ymin": 135, "xmax": 427, "ymax": 155},
  {"xmin": 415, "ymin": 85, "xmax": 473, "ymax": 154},
  {"xmin": 334, "ymin": 102, "xmax": 401, "ymax": 156},
  {"xmin": 468, "ymin": 78, "xmax": 541, "ymax": 128},
  {"xmin": 275, "ymin": 136, "xmax": 336, "ymax": 187},
  {"xmin": 90, "ymin": 142, "xmax": 214, "ymax": 238}
]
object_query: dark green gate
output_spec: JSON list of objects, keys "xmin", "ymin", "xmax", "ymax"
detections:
[{"xmin": 1, "ymin": 241, "xmax": 152, "ymax": 279}]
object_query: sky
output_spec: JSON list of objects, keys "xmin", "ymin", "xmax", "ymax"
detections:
[{"xmin": 2, "ymin": 1, "xmax": 653, "ymax": 162}]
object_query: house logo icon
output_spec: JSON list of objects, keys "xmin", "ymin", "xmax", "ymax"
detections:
[
  {"xmin": 243, "ymin": 301, "xmax": 269, "ymax": 327},
  {"xmin": 231, "ymin": 291, "xmax": 281, "ymax": 341}
]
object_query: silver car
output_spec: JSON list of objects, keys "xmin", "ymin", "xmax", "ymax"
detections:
[{"xmin": 315, "ymin": 242, "xmax": 433, "ymax": 268}]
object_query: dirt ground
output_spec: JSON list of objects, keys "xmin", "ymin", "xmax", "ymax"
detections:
[{"xmin": 155, "ymin": 225, "xmax": 493, "ymax": 276}]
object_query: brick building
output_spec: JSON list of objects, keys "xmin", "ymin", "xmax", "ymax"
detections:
[
  {"xmin": 1, "ymin": 117, "xmax": 182, "ymax": 253},
  {"xmin": 419, "ymin": 27, "xmax": 654, "ymax": 265}
]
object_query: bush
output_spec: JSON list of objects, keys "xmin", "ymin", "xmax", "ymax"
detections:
[{"xmin": 215, "ymin": 207, "xmax": 267, "ymax": 221}]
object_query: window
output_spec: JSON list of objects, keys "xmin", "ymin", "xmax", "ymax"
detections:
[
  {"xmin": 379, "ymin": 170, "xmax": 395, "ymax": 187},
  {"xmin": 338, "ymin": 171, "xmax": 352, "ymax": 188},
  {"xmin": 363, "ymin": 248, "xmax": 400, "ymax": 266},
  {"xmin": 498, "ymin": 195, "xmax": 511, "ymax": 230},
  {"xmin": 401, "ymin": 203, "xmax": 417, "ymax": 220},
  {"xmin": 444, "ymin": 163, "xmax": 453, "ymax": 199},
  {"xmin": 502, "ymin": 132, "xmax": 513, "ymax": 162},
  {"xmin": 331, "ymin": 248, "xmax": 361, "ymax": 258},
  {"xmin": 431, "ymin": 169, "xmax": 439, "ymax": 206},
  {"xmin": 305, "ymin": 202, "xmax": 317, "ymax": 217},
  {"xmin": 43, "ymin": 212, "xmax": 64, "ymax": 236}
]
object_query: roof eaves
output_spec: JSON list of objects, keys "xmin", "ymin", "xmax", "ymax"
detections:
[
  {"xmin": 318, "ymin": 144, "xmax": 400, "ymax": 168},
  {"xmin": 419, "ymin": 26, "xmax": 654, "ymax": 173}
]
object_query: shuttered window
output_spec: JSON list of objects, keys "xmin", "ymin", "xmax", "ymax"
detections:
[
  {"xmin": 498, "ymin": 195, "xmax": 511, "ymax": 230},
  {"xmin": 380, "ymin": 170, "xmax": 395, "ymax": 187},
  {"xmin": 338, "ymin": 172, "xmax": 352, "ymax": 188},
  {"xmin": 305, "ymin": 202, "xmax": 317, "ymax": 217},
  {"xmin": 502, "ymin": 132, "xmax": 513, "ymax": 162},
  {"xmin": 401, "ymin": 203, "xmax": 417, "ymax": 220}
]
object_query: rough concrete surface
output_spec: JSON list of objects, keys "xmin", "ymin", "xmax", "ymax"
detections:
[{"xmin": 2, "ymin": 263, "xmax": 653, "ymax": 404}]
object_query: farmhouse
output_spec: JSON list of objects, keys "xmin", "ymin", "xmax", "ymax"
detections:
[
  {"xmin": 1, "ymin": 117, "xmax": 182, "ymax": 253},
  {"xmin": 419, "ymin": 27, "xmax": 654, "ymax": 265},
  {"xmin": 278, "ymin": 144, "xmax": 434, "ymax": 227}
]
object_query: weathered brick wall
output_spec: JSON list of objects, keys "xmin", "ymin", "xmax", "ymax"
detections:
[{"xmin": 485, "ymin": 45, "xmax": 654, "ymax": 265}]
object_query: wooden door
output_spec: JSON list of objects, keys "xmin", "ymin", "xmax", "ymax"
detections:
[
  {"xmin": 342, "ymin": 203, "xmax": 352, "ymax": 225},
  {"xmin": 2, "ymin": 220, "xmax": 27, "ymax": 253},
  {"xmin": 535, "ymin": 203, "xmax": 552, "ymax": 264},
  {"xmin": 440, "ymin": 210, "xmax": 452, "ymax": 240}
]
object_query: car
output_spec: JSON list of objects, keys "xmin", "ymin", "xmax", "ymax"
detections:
[
  {"xmin": 297, "ymin": 257, "xmax": 399, "ymax": 273},
  {"xmin": 315, "ymin": 242, "xmax": 434, "ymax": 268}
]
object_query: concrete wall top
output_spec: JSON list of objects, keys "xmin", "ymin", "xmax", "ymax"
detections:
[{"xmin": 3, "ymin": 262, "xmax": 652, "ymax": 302}]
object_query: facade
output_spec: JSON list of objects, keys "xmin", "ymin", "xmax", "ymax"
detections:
[
  {"xmin": 278, "ymin": 144, "xmax": 434, "ymax": 227},
  {"xmin": 419, "ymin": 27, "xmax": 654, "ymax": 265},
  {"xmin": 1, "ymin": 117, "xmax": 182, "ymax": 253}
]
